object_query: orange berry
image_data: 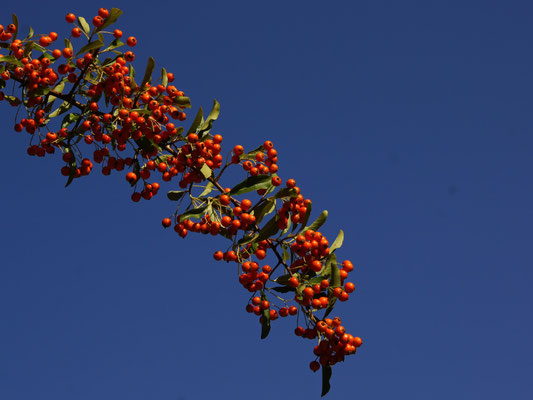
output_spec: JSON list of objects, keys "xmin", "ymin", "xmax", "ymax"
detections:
[
  {"xmin": 126, "ymin": 36, "xmax": 137, "ymax": 47},
  {"xmin": 65, "ymin": 13, "xmax": 76, "ymax": 23}
]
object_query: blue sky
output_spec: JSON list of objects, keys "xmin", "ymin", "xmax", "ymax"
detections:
[{"xmin": 1, "ymin": 0, "xmax": 532, "ymax": 399}]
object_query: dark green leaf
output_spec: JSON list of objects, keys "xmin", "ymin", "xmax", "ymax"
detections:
[
  {"xmin": 167, "ymin": 191, "xmax": 186, "ymax": 201},
  {"xmin": 230, "ymin": 175, "xmax": 272, "ymax": 196},
  {"xmin": 187, "ymin": 107, "xmax": 204, "ymax": 134},
  {"xmin": 139, "ymin": 56, "xmax": 155, "ymax": 90},
  {"xmin": 179, "ymin": 205, "xmax": 208, "ymax": 222},
  {"xmin": 251, "ymin": 198, "xmax": 276, "ymax": 225},
  {"xmin": 253, "ymin": 214, "xmax": 280, "ymax": 243},
  {"xmin": 271, "ymin": 285, "xmax": 295, "ymax": 293},
  {"xmin": 135, "ymin": 136, "xmax": 157, "ymax": 153},
  {"xmin": 65, "ymin": 162, "xmax": 77, "ymax": 188},
  {"xmin": 75, "ymin": 39, "xmax": 104, "ymax": 57},
  {"xmin": 274, "ymin": 274, "xmax": 291, "ymax": 285},
  {"xmin": 330, "ymin": 229, "xmax": 344, "ymax": 253},
  {"xmin": 321, "ymin": 365, "xmax": 332, "ymax": 397},
  {"xmin": 77, "ymin": 17, "xmax": 91, "ymax": 37},
  {"xmin": 261, "ymin": 307, "xmax": 271, "ymax": 339},
  {"xmin": 96, "ymin": 8, "xmax": 123, "ymax": 32},
  {"xmin": 64, "ymin": 38, "xmax": 73, "ymax": 50}
]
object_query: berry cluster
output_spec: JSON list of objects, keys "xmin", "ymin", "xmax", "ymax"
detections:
[{"xmin": 0, "ymin": 8, "xmax": 362, "ymax": 396}]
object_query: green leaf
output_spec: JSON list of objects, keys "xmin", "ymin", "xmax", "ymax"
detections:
[
  {"xmin": 4, "ymin": 95, "xmax": 21, "ymax": 106},
  {"xmin": 48, "ymin": 79, "xmax": 66, "ymax": 103},
  {"xmin": 198, "ymin": 98, "xmax": 220, "ymax": 133},
  {"xmin": 199, "ymin": 181, "xmax": 214, "ymax": 197},
  {"xmin": 161, "ymin": 68, "xmax": 168, "ymax": 86},
  {"xmin": 96, "ymin": 8, "xmax": 123, "ymax": 32},
  {"xmin": 282, "ymin": 245, "xmax": 290, "ymax": 262},
  {"xmin": 61, "ymin": 113, "xmax": 80, "ymax": 129},
  {"xmin": 301, "ymin": 210, "xmax": 328, "ymax": 235},
  {"xmin": 240, "ymin": 145, "xmax": 264, "ymax": 161},
  {"xmin": 251, "ymin": 198, "xmax": 276, "ymax": 225},
  {"xmin": 64, "ymin": 38, "xmax": 73, "ymax": 50},
  {"xmin": 65, "ymin": 162, "xmax": 77, "ymax": 188},
  {"xmin": 330, "ymin": 229, "xmax": 344, "ymax": 253},
  {"xmin": 75, "ymin": 39, "xmax": 104, "ymax": 57},
  {"xmin": 199, "ymin": 164, "xmax": 212, "ymax": 180},
  {"xmin": 271, "ymin": 286, "xmax": 295, "ymax": 293},
  {"xmin": 174, "ymin": 96, "xmax": 191, "ymax": 109},
  {"xmin": 324, "ymin": 253, "xmax": 340, "ymax": 319},
  {"xmin": 12, "ymin": 14, "xmax": 19, "ymax": 40},
  {"xmin": 0, "ymin": 55, "xmax": 23, "ymax": 67},
  {"xmin": 77, "ymin": 17, "xmax": 91, "ymax": 37},
  {"xmin": 128, "ymin": 64, "xmax": 136, "ymax": 88},
  {"xmin": 260, "ymin": 292, "xmax": 271, "ymax": 339},
  {"xmin": 187, "ymin": 107, "xmax": 203, "ymax": 134},
  {"xmin": 139, "ymin": 56, "xmax": 155, "ymax": 91},
  {"xmin": 230, "ymin": 175, "xmax": 273, "ymax": 196},
  {"xmin": 274, "ymin": 274, "xmax": 291, "ymax": 285},
  {"xmin": 0, "ymin": 56, "xmax": 24, "ymax": 67},
  {"xmin": 103, "ymin": 38, "xmax": 124, "ymax": 52},
  {"xmin": 273, "ymin": 188, "xmax": 299, "ymax": 199},
  {"xmin": 49, "ymin": 101, "xmax": 72, "ymax": 118},
  {"xmin": 253, "ymin": 214, "xmax": 280, "ymax": 243},
  {"xmin": 321, "ymin": 365, "xmax": 332, "ymax": 397},
  {"xmin": 135, "ymin": 136, "xmax": 157, "ymax": 153},
  {"xmin": 167, "ymin": 191, "xmax": 186, "ymax": 201},
  {"xmin": 25, "ymin": 26, "xmax": 34, "ymax": 40},
  {"xmin": 179, "ymin": 205, "xmax": 208, "ymax": 222}
]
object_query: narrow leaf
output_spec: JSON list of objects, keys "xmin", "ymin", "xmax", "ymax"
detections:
[
  {"xmin": 303, "ymin": 210, "xmax": 328, "ymax": 234},
  {"xmin": 199, "ymin": 98, "xmax": 220, "ymax": 133},
  {"xmin": 251, "ymin": 198, "xmax": 276, "ymax": 225},
  {"xmin": 77, "ymin": 17, "xmax": 91, "ymax": 37},
  {"xmin": 96, "ymin": 8, "xmax": 123, "ymax": 32},
  {"xmin": 230, "ymin": 175, "xmax": 272, "ymax": 196},
  {"xmin": 187, "ymin": 107, "xmax": 204, "ymax": 134},
  {"xmin": 75, "ymin": 39, "xmax": 103, "ymax": 57},
  {"xmin": 329, "ymin": 229, "xmax": 344, "ymax": 253},
  {"xmin": 0, "ymin": 55, "xmax": 23, "ymax": 67},
  {"xmin": 167, "ymin": 191, "xmax": 186, "ymax": 201},
  {"xmin": 140, "ymin": 56, "xmax": 155, "ymax": 90},
  {"xmin": 321, "ymin": 365, "xmax": 332, "ymax": 397},
  {"xmin": 103, "ymin": 38, "xmax": 124, "ymax": 52},
  {"xmin": 12, "ymin": 14, "xmax": 19, "ymax": 40},
  {"xmin": 199, "ymin": 181, "xmax": 214, "ymax": 197},
  {"xmin": 179, "ymin": 205, "xmax": 208, "ymax": 222},
  {"xmin": 271, "ymin": 286, "xmax": 295, "ymax": 293},
  {"xmin": 273, "ymin": 188, "xmax": 299, "ymax": 199},
  {"xmin": 161, "ymin": 68, "xmax": 168, "ymax": 86}
]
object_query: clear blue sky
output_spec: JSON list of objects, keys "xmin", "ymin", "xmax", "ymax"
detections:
[{"xmin": 1, "ymin": 0, "xmax": 532, "ymax": 399}]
